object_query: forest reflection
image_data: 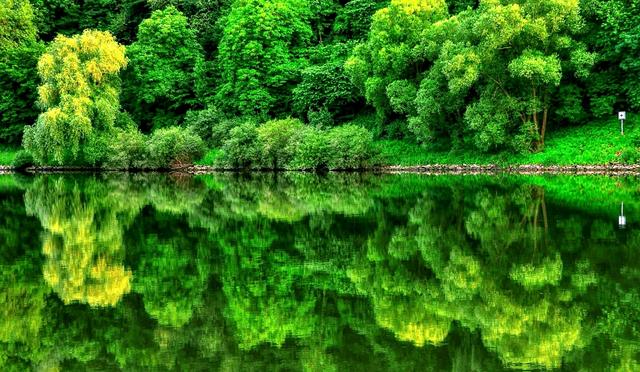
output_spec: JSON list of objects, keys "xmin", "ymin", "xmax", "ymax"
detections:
[{"xmin": 0, "ymin": 173, "xmax": 638, "ymax": 370}]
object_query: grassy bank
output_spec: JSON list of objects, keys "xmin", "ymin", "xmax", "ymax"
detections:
[
  {"xmin": 376, "ymin": 116, "xmax": 639, "ymax": 166},
  {"xmin": 0, "ymin": 147, "xmax": 18, "ymax": 166}
]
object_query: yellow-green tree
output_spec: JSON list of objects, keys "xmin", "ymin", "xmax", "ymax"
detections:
[{"xmin": 23, "ymin": 30, "xmax": 127, "ymax": 165}]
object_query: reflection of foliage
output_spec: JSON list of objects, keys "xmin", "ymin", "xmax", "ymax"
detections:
[
  {"xmin": 0, "ymin": 173, "xmax": 639, "ymax": 369},
  {"xmin": 349, "ymin": 183, "xmax": 595, "ymax": 369},
  {"xmin": 25, "ymin": 176, "xmax": 138, "ymax": 307}
]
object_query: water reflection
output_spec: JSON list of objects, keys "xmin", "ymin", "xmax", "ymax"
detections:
[{"xmin": 0, "ymin": 173, "xmax": 638, "ymax": 370}]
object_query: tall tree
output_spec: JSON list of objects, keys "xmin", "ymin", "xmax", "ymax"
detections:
[
  {"xmin": 216, "ymin": 0, "xmax": 312, "ymax": 116},
  {"xmin": 123, "ymin": 6, "xmax": 203, "ymax": 131}
]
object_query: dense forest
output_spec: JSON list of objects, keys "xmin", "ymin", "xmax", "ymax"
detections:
[{"xmin": 0, "ymin": 0, "xmax": 639, "ymax": 168}]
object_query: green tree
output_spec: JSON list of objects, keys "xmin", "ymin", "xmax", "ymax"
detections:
[
  {"xmin": 123, "ymin": 6, "xmax": 203, "ymax": 131},
  {"xmin": 410, "ymin": 0, "xmax": 595, "ymax": 152},
  {"xmin": 216, "ymin": 0, "xmax": 312, "ymax": 116},
  {"xmin": 23, "ymin": 30, "xmax": 127, "ymax": 165},
  {"xmin": 345, "ymin": 0, "xmax": 448, "ymax": 123}
]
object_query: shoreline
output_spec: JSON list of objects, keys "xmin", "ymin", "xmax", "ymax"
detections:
[{"xmin": 3, "ymin": 164, "xmax": 640, "ymax": 175}]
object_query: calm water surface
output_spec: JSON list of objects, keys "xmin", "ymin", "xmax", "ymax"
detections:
[{"xmin": 0, "ymin": 173, "xmax": 638, "ymax": 371}]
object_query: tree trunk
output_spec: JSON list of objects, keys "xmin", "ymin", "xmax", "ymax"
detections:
[{"xmin": 540, "ymin": 107, "xmax": 548, "ymax": 149}]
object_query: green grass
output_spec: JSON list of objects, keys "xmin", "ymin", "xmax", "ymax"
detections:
[
  {"xmin": 0, "ymin": 147, "xmax": 19, "ymax": 166},
  {"xmin": 376, "ymin": 115, "xmax": 639, "ymax": 166},
  {"xmin": 195, "ymin": 148, "xmax": 222, "ymax": 166}
]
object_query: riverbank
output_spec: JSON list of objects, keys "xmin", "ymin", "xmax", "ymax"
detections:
[
  {"xmin": 4, "ymin": 163, "xmax": 640, "ymax": 176},
  {"xmin": 3, "ymin": 116, "xmax": 638, "ymax": 172}
]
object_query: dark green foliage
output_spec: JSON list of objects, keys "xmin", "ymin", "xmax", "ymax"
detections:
[
  {"xmin": 32, "ymin": 0, "xmax": 150, "ymax": 42},
  {"xmin": 0, "ymin": 42, "xmax": 43, "ymax": 146},
  {"xmin": 2, "ymin": 0, "xmax": 640, "ymax": 163},
  {"xmin": 148, "ymin": 0, "xmax": 231, "ymax": 57},
  {"xmin": 293, "ymin": 58, "xmax": 360, "ymax": 122},
  {"xmin": 184, "ymin": 107, "xmax": 226, "ymax": 146},
  {"xmin": 333, "ymin": 0, "xmax": 385, "ymax": 40},
  {"xmin": 582, "ymin": 0, "xmax": 640, "ymax": 114}
]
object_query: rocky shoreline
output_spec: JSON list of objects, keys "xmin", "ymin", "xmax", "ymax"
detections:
[
  {"xmin": 373, "ymin": 164, "xmax": 640, "ymax": 175},
  {"xmin": 3, "ymin": 164, "xmax": 640, "ymax": 175}
]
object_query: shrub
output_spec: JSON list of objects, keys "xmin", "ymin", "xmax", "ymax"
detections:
[
  {"xmin": 290, "ymin": 126, "xmax": 330, "ymax": 170},
  {"xmin": 257, "ymin": 118, "xmax": 304, "ymax": 169},
  {"xmin": 104, "ymin": 128, "xmax": 148, "ymax": 169},
  {"xmin": 11, "ymin": 150, "xmax": 34, "ymax": 170},
  {"xmin": 147, "ymin": 127, "xmax": 205, "ymax": 168},
  {"xmin": 218, "ymin": 120, "xmax": 260, "ymax": 169},
  {"xmin": 326, "ymin": 125, "xmax": 376, "ymax": 169}
]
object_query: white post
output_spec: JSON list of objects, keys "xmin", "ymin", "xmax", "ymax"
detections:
[{"xmin": 619, "ymin": 112, "xmax": 627, "ymax": 135}]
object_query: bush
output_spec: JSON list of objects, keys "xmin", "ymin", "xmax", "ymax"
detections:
[
  {"xmin": 147, "ymin": 127, "xmax": 205, "ymax": 168},
  {"xmin": 218, "ymin": 120, "xmax": 260, "ymax": 169},
  {"xmin": 290, "ymin": 126, "xmax": 330, "ymax": 170},
  {"xmin": 326, "ymin": 125, "xmax": 376, "ymax": 169},
  {"xmin": 257, "ymin": 118, "xmax": 304, "ymax": 169},
  {"xmin": 104, "ymin": 128, "xmax": 148, "ymax": 169},
  {"xmin": 11, "ymin": 150, "xmax": 34, "ymax": 170}
]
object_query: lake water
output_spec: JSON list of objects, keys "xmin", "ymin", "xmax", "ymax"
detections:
[{"xmin": 0, "ymin": 172, "xmax": 638, "ymax": 371}]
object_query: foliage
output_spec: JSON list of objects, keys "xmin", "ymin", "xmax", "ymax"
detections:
[
  {"xmin": 293, "ymin": 45, "xmax": 360, "ymax": 123},
  {"xmin": 104, "ymin": 128, "xmax": 148, "ymax": 169},
  {"xmin": 11, "ymin": 150, "xmax": 34, "ymax": 170},
  {"xmin": 0, "ymin": 0, "xmax": 37, "ymax": 50},
  {"xmin": 375, "ymin": 114, "xmax": 640, "ymax": 166},
  {"xmin": 147, "ymin": 127, "xmax": 205, "ymax": 168},
  {"xmin": 326, "ymin": 124, "xmax": 376, "ymax": 169},
  {"xmin": 23, "ymin": 30, "xmax": 127, "ymax": 165},
  {"xmin": 123, "ymin": 6, "xmax": 203, "ymax": 131},
  {"xmin": 184, "ymin": 107, "xmax": 226, "ymax": 146},
  {"xmin": 289, "ymin": 126, "xmax": 330, "ymax": 169},
  {"xmin": 216, "ymin": 0, "xmax": 312, "ymax": 116},
  {"xmin": 0, "ymin": 1, "xmax": 44, "ymax": 145},
  {"xmin": 256, "ymin": 118, "xmax": 304, "ymax": 169},
  {"xmin": 218, "ymin": 120, "xmax": 261, "ymax": 168}
]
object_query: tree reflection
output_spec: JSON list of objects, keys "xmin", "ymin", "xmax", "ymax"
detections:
[{"xmin": 0, "ymin": 173, "xmax": 637, "ymax": 370}]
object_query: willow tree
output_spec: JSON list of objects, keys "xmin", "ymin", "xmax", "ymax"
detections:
[{"xmin": 23, "ymin": 30, "xmax": 127, "ymax": 165}]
